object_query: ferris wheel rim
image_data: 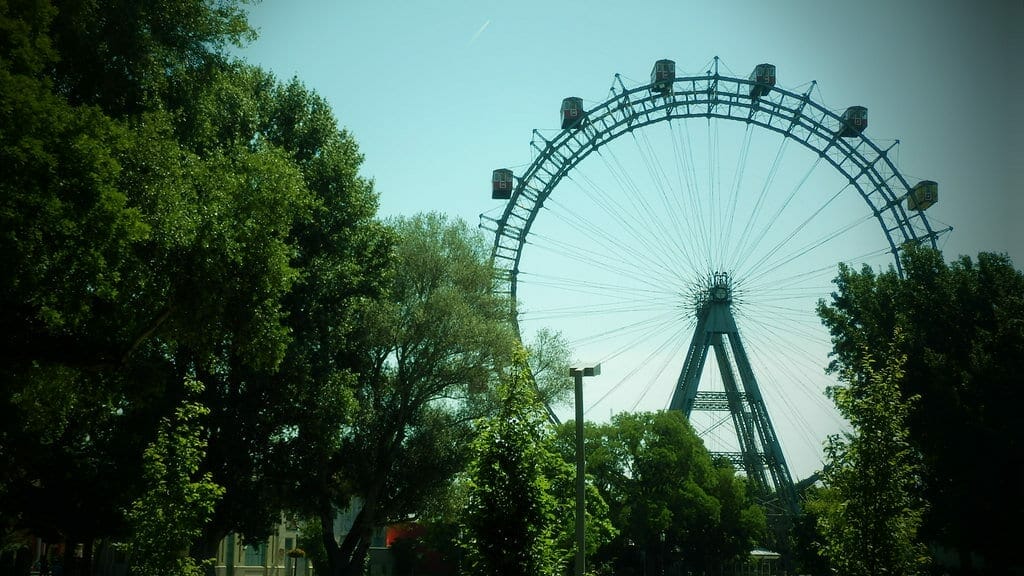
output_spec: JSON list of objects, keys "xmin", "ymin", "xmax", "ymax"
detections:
[{"xmin": 485, "ymin": 68, "xmax": 944, "ymax": 317}]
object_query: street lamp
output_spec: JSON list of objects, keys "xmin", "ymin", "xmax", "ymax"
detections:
[
  {"xmin": 570, "ymin": 363, "xmax": 601, "ymax": 576},
  {"xmin": 659, "ymin": 532, "xmax": 665, "ymax": 576}
]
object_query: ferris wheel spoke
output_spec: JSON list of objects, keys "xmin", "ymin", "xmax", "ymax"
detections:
[
  {"xmin": 743, "ymin": 210, "xmax": 876, "ymax": 286},
  {"xmin": 734, "ymin": 300, "xmax": 826, "ymax": 342},
  {"xmin": 631, "ymin": 128, "xmax": 708, "ymax": 272},
  {"xmin": 520, "ymin": 293, "xmax": 680, "ymax": 320},
  {"xmin": 738, "ymin": 324, "xmax": 834, "ymax": 409},
  {"xmin": 519, "ymin": 279, "xmax": 680, "ymax": 321},
  {"xmin": 727, "ymin": 136, "xmax": 794, "ymax": 272},
  {"xmin": 584, "ymin": 321, "xmax": 691, "ymax": 416},
  {"xmin": 628, "ymin": 331, "xmax": 690, "ymax": 413},
  {"xmin": 669, "ymin": 119, "xmax": 716, "ymax": 269},
  {"xmin": 596, "ymin": 141, "xmax": 707, "ymax": 274},
  {"xmin": 742, "ymin": 333, "xmax": 846, "ymax": 429},
  {"xmin": 531, "ymin": 206, "xmax": 686, "ymax": 287},
  {"xmin": 562, "ymin": 161, "xmax": 701, "ymax": 279},
  {"xmin": 731, "ymin": 155, "xmax": 823, "ymax": 275},
  {"xmin": 569, "ymin": 310, "xmax": 686, "ymax": 351},
  {"xmin": 721, "ymin": 125, "xmax": 755, "ymax": 264}
]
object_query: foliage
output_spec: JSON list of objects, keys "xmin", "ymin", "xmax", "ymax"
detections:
[
  {"xmin": 788, "ymin": 485, "xmax": 833, "ymax": 576},
  {"xmin": 817, "ymin": 246, "xmax": 1024, "ymax": 574},
  {"xmin": 560, "ymin": 411, "xmax": 767, "ymax": 575},
  {"xmin": 527, "ymin": 328, "xmax": 574, "ymax": 410},
  {"xmin": 812, "ymin": 335, "xmax": 928, "ymax": 576},
  {"xmin": 296, "ymin": 518, "xmax": 329, "ymax": 576},
  {"xmin": 463, "ymin": 348, "xmax": 563, "ymax": 576},
  {"xmin": 180, "ymin": 62, "xmax": 388, "ymax": 552},
  {"xmin": 317, "ymin": 213, "xmax": 517, "ymax": 576},
  {"xmin": 546, "ymin": 461, "xmax": 617, "ymax": 575},
  {"xmin": 48, "ymin": 0, "xmax": 256, "ymax": 117},
  {"xmin": 0, "ymin": 0, "xmax": 389, "ymax": 568},
  {"xmin": 125, "ymin": 378, "xmax": 224, "ymax": 576}
]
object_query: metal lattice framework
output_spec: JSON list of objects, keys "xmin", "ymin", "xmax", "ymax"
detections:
[{"xmin": 483, "ymin": 69, "xmax": 943, "ymax": 304}]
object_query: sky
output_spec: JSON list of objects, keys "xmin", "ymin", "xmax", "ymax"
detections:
[{"xmin": 238, "ymin": 1, "xmax": 1023, "ymax": 480}]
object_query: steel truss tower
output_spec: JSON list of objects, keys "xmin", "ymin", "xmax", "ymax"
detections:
[{"xmin": 669, "ymin": 272, "xmax": 799, "ymax": 516}]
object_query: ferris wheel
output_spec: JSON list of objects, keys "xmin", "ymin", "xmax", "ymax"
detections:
[{"xmin": 481, "ymin": 57, "xmax": 948, "ymax": 513}]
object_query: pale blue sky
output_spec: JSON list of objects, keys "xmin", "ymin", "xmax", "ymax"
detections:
[{"xmin": 240, "ymin": 1, "xmax": 1023, "ymax": 479}]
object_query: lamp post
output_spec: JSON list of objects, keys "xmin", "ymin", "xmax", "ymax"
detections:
[
  {"xmin": 570, "ymin": 363, "xmax": 601, "ymax": 576},
  {"xmin": 659, "ymin": 532, "xmax": 665, "ymax": 576}
]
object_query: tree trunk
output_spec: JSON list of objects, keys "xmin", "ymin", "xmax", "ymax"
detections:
[
  {"xmin": 320, "ymin": 507, "xmax": 344, "ymax": 576},
  {"xmin": 345, "ymin": 540, "xmax": 371, "ymax": 576},
  {"xmin": 336, "ymin": 506, "xmax": 374, "ymax": 576},
  {"xmin": 331, "ymin": 487, "xmax": 383, "ymax": 576}
]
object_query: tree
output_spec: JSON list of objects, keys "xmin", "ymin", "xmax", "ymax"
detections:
[
  {"xmin": 463, "ymin": 348, "xmax": 563, "ymax": 576},
  {"xmin": 1, "ymin": 2, "xmax": 389, "ymax": 571},
  {"xmin": 526, "ymin": 328, "xmax": 574, "ymax": 412},
  {"xmin": 564, "ymin": 411, "xmax": 767, "ymax": 576},
  {"xmin": 817, "ymin": 247, "xmax": 1024, "ymax": 574},
  {"xmin": 811, "ymin": 335, "xmax": 929, "ymax": 576},
  {"xmin": 48, "ymin": 0, "xmax": 256, "ymax": 117},
  {"xmin": 125, "ymin": 378, "xmax": 224, "ymax": 576},
  {"xmin": 315, "ymin": 213, "xmax": 518, "ymax": 576},
  {"xmin": 788, "ymin": 485, "xmax": 833, "ymax": 576},
  {"xmin": 173, "ymin": 63, "xmax": 390, "ymax": 560}
]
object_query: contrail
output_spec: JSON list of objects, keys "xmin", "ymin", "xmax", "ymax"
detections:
[{"xmin": 469, "ymin": 20, "xmax": 490, "ymax": 45}]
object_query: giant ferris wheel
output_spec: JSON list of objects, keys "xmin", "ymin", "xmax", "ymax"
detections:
[{"xmin": 481, "ymin": 57, "xmax": 948, "ymax": 515}]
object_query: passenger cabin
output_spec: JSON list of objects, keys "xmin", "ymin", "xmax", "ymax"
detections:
[
  {"xmin": 749, "ymin": 63, "xmax": 776, "ymax": 98},
  {"xmin": 561, "ymin": 97, "xmax": 587, "ymax": 130},
  {"xmin": 838, "ymin": 106, "xmax": 868, "ymax": 137},
  {"xmin": 651, "ymin": 59, "xmax": 675, "ymax": 95},
  {"xmin": 492, "ymin": 168, "xmax": 514, "ymax": 200},
  {"xmin": 907, "ymin": 180, "xmax": 938, "ymax": 211}
]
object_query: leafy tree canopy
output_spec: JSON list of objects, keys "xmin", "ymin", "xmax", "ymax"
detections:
[
  {"xmin": 811, "ymin": 336, "xmax": 929, "ymax": 576},
  {"xmin": 817, "ymin": 246, "xmax": 1024, "ymax": 574},
  {"xmin": 0, "ymin": 1, "xmax": 389, "ymax": 569},
  {"xmin": 464, "ymin": 348, "xmax": 564, "ymax": 576},
  {"xmin": 315, "ymin": 213, "xmax": 518, "ymax": 576},
  {"xmin": 555, "ymin": 411, "xmax": 767, "ymax": 576}
]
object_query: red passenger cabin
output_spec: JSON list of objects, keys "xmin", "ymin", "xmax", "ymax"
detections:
[
  {"xmin": 749, "ymin": 63, "xmax": 776, "ymax": 98},
  {"xmin": 651, "ymin": 59, "xmax": 675, "ymax": 95},
  {"xmin": 838, "ymin": 106, "xmax": 868, "ymax": 137},
  {"xmin": 561, "ymin": 97, "xmax": 586, "ymax": 130},
  {"xmin": 492, "ymin": 168, "xmax": 513, "ymax": 200}
]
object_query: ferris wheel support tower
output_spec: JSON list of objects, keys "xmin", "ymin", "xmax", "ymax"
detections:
[{"xmin": 669, "ymin": 272, "xmax": 798, "ymax": 515}]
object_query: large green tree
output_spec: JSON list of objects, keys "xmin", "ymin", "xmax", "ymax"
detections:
[
  {"xmin": 48, "ymin": 0, "xmax": 255, "ymax": 117},
  {"xmin": 125, "ymin": 378, "xmax": 224, "ymax": 576},
  {"xmin": 568, "ymin": 411, "xmax": 767, "ymax": 576},
  {"xmin": 170, "ymin": 63, "xmax": 390, "ymax": 560},
  {"xmin": 1, "ymin": 31, "xmax": 307, "ymax": 572},
  {"xmin": 1, "ymin": 2, "xmax": 389, "ymax": 573},
  {"xmin": 315, "ymin": 213, "xmax": 518, "ymax": 576},
  {"xmin": 817, "ymin": 246, "xmax": 1024, "ymax": 575},
  {"xmin": 811, "ymin": 337, "xmax": 929, "ymax": 576},
  {"xmin": 463, "ymin": 348, "xmax": 564, "ymax": 576}
]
